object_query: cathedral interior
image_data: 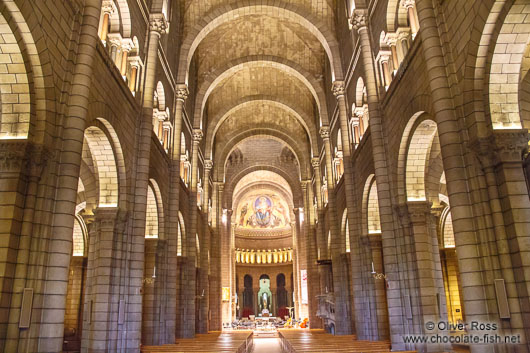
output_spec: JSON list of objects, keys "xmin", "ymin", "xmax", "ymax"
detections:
[{"xmin": 1, "ymin": 0, "xmax": 530, "ymax": 352}]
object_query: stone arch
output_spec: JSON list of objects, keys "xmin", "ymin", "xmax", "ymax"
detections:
[
  {"xmin": 115, "ymin": 0, "xmax": 132, "ymax": 37},
  {"xmin": 194, "ymin": 55, "xmax": 329, "ymax": 128},
  {"xmin": 83, "ymin": 126, "xmax": 119, "ymax": 207},
  {"xmin": 177, "ymin": 211, "xmax": 185, "ymax": 256},
  {"xmin": 205, "ymin": 95, "xmax": 318, "ymax": 158},
  {"xmin": 362, "ymin": 174, "xmax": 381, "ymax": 234},
  {"xmin": 0, "ymin": 0, "xmax": 54, "ymax": 144},
  {"xmin": 341, "ymin": 208, "xmax": 351, "ymax": 253},
  {"xmin": 386, "ymin": 0, "xmax": 409, "ymax": 33},
  {"xmin": 223, "ymin": 165, "xmax": 303, "ymax": 208},
  {"xmin": 214, "ymin": 130, "xmax": 309, "ymax": 180},
  {"xmin": 72, "ymin": 215, "xmax": 87, "ymax": 257},
  {"xmin": 177, "ymin": 0, "xmax": 344, "ymax": 84},
  {"xmin": 232, "ymin": 181, "xmax": 294, "ymax": 217},
  {"xmin": 404, "ymin": 119, "xmax": 438, "ymax": 201},
  {"xmin": 95, "ymin": 117, "xmax": 127, "ymax": 207},
  {"xmin": 440, "ymin": 206, "xmax": 455, "ymax": 249},
  {"xmin": 368, "ymin": 177, "xmax": 381, "ymax": 234},
  {"xmin": 461, "ymin": 0, "xmax": 509, "ymax": 136},
  {"xmin": 396, "ymin": 111, "xmax": 428, "ymax": 204},
  {"xmin": 155, "ymin": 81, "xmax": 166, "ymax": 111},
  {"xmin": 0, "ymin": 5, "xmax": 31, "ymax": 138},
  {"xmin": 487, "ymin": 0, "xmax": 530, "ymax": 129},
  {"xmin": 355, "ymin": 76, "xmax": 366, "ymax": 107},
  {"xmin": 145, "ymin": 183, "xmax": 159, "ymax": 239}
]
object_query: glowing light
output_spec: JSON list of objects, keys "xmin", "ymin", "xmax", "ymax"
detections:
[
  {"xmin": 222, "ymin": 287, "xmax": 230, "ymax": 302},
  {"xmin": 492, "ymin": 122, "xmax": 522, "ymax": 130},
  {"xmin": 407, "ymin": 197, "xmax": 426, "ymax": 202},
  {"xmin": 99, "ymin": 203, "xmax": 118, "ymax": 208}
]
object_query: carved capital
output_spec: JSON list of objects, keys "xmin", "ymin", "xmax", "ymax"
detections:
[
  {"xmin": 128, "ymin": 55, "xmax": 143, "ymax": 69},
  {"xmin": 311, "ymin": 158, "xmax": 320, "ymax": 168},
  {"xmin": 204, "ymin": 160, "xmax": 213, "ymax": 170},
  {"xmin": 106, "ymin": 32, "xmax": 122, "ymax": 47},
  {"xmin": 331, "ymin": 81, "xmax": 345, "ymax": 98},
  {"xmin": 102, "ymin": 0, "xmax": 115, "ymax": 14},
  {"xmin": 192, "ymin": 129, "xmax": 203, "ymax": 142},
  {"xmin": 406, "ymin": 201, "xmax": 432, "ymax": 223},
  {"xmin": 300, "ymin": 180, "xmax": 311, "ymax": 190},
  {"xmin": 319, "ymin": 126, "xmax": 330, "ymax": 140},
  {"xmin": 0, "ymin": 140, "xmax": 26, "ymax": 173},
  {"xmin": 469, "ymin": 130, "xmax": 529, "ymax": 167},
  {"xmin": 94, "ymin": 207, "xmax": 120, "ymax": 231},
  {"xmin": 350, "ymin": 10, "xmax": 368, "ymax": 32},
  {"xmin": 385, "ymin": 33, "xmax": 398, "ymax": 47},
  {"xmin": 176, "ymin": 85, "xmax": 189, "ymax": 101},
  {"xmin": 401, "ymin": 0, "xmax": 416, "ymax": 8},
  {"xmin": 149, "ymin": 13, "xmax": 168, "ymax": 34},
  {"xmin": 121, "ymin": 38, "xmax": 134, "ymax": 52},
  {"xmin": 493, "ymin": 129, "xmax": 529, "ymax": 164}
]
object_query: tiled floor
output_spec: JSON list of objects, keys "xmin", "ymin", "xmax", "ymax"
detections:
[{"xmin": 253, "ymin": 337, "xmax": 282, "ymax": 353}]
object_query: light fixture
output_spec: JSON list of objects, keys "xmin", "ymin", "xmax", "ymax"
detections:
[{"xmin": 371, "ymin": 261, "xmax": 386, "ymax": 280}]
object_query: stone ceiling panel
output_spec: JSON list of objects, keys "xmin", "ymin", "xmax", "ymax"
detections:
[
  {"xmin": 181, "ymin": 0, "xmax": 336, "ymax": 37},
  {"xmin": 194, "ymin": 15, "xmax": 326, "ymax": 86},
  {"xmin": 206, "ymin": 66, "xmax": 316, "ymax": 124}
]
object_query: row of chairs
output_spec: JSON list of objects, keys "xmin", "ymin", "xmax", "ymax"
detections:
[
  {"xmin": 141, "ymin": 331, "xmax": 253, "ymax": 353},
  {"xmin": 279, "ymin": 329, "xmax": 417, "ymax": 353}
]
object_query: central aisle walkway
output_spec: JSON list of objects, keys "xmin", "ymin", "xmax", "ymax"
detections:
[{"xmin": 253, "ymin": 337, "xmax": 282, "ymax": 353}]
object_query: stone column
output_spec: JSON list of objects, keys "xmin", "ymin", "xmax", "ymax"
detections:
[
  {"xmin": 178, "ymin": 128, "xmax": 202, "ymax": 338},
  {"xmin": 142, "ymin": 238, "xmax": 159, "ymax": 345},
  {"xmin": 3, "ymin": 145, "xmax": 49, "ymax": 351},
  {"xmin": 38, "ymin": 1, "xmax": 102, "ymax": 351},
  {"xmin": 123, "ymin": 13, "xmax": 167, "ymax": 351},
  {"xmin": 472, "ymin": 131, "xmax": 530, "ymax": 348},
  {"xmin": 106, "ymin": 33, "xmax": 122, "ymax": 63},
  {"xmin": 81, "ymin": 207, "xmax": 127, "ymax": 353},
  {"xmin": 414, "ymin": 2, "xmax": 493, "ymax": 351},
  {"xmin": 301, "ymin": 180, "xmax": 321, "ymax": 329},
  {"xmin": 330, "ymin": 82, "xmax": 357, "ymax": 335},
  {"xmin": 311, "ymin": 158, "xmax": 326, "ymax": 261},
  {"xmin": 291, "ymin": 219, "xmax": 302, "ymax": 318},
  {"xmin": 209, "ymin": 181, "xmax": 222, "ymax": 330},
  {"xmin": 351, "ymin": 10, "xmax": 407, "ymax": 346},
  {"xmin": 202, "ymin": 161, "xmax": 212, "ymax": 212},
  {"xmin": 295, "ymin": 198, "xmax": 309, "ymax": 320},
  {"xmin": 197, "ymin": 159, "xmax": 213, "ymax": 334},
  {"xmin": 386, "ymin": 34, "xmax": 400, "ymax": 73},
  {"xmin": 401, "ymin": 0, "xmax": 419, "ymax": 37},
  {"xmin": 99, "ymin": 0, "xmax": 114, "ymax": 42},
  {"xmin": 120, "ymin": 38, "xmax": 133, "ymax": 77},
  {"xmin": 406, "ymin": 201, "xmax": 447, "ymax": 352},
  {"xmin": 365, "ymin": 234, "xmax": 389, "ymax": 339},
  {"xmin": 166, "ymin": 85, "xmax": 187, "ymax": 343}
]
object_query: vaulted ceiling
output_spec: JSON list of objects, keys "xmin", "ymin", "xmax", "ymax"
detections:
[{"xmin": 178, "ymin": 0, "xmax": 341, "ymax": 220}]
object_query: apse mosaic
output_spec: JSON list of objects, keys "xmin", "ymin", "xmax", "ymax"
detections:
[{"xmin": 236, "ymin": 193, "xmax": 290, "ymax": 229}]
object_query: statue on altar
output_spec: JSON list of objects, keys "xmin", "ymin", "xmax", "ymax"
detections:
[
  {"xmin": 258, "ymin": 276, "xmax": 272, "ymax": 316},
  {"xmin": 262, "ymin": 292, "xmax": 269, "ymax": 311}
]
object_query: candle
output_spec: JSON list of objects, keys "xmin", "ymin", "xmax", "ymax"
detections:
[
  {"xmin": 371, "ymin": 262, "xmax": 375, "ymax": 274},
  {"xmin": 152, "ymin": 266, "xmax": 156, "ymax": 278}
]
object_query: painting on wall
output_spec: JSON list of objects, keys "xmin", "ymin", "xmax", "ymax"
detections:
[{"xmin": 237, "ymin": 193, "xmax": 290, "ymax": 229}]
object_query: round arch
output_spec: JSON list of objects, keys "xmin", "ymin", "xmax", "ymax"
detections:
[
  {"xmin": 223, "ymin": 165, "xmax": 303, "ymax": 208},
  {"xmin": 194, "ymin": 56, "xmax": 330, "ymax": 128},
  {"xmin": 214, "ymin": 130, "xmax": 309, "ymax": 180},
  {"xmin": 205, "ymin": 95, "xmax": 318, "ymax": 158},
  {"xmin": 176, "ymin": 0, "xmax": 343, "ymax": 84}
]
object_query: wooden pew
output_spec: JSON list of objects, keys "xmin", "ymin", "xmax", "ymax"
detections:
[
  {"xmin": 141, "ymin": 331, "xmax": 253, "ymax": 353},
  {"xmin": 279, "ymin": 329, "xmax": 417, "ymax": 353}
]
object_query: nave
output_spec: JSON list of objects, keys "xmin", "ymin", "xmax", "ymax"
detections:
[{"xmin": 1, "ymin": 0, "xmax": 530, "ymax": 352}]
